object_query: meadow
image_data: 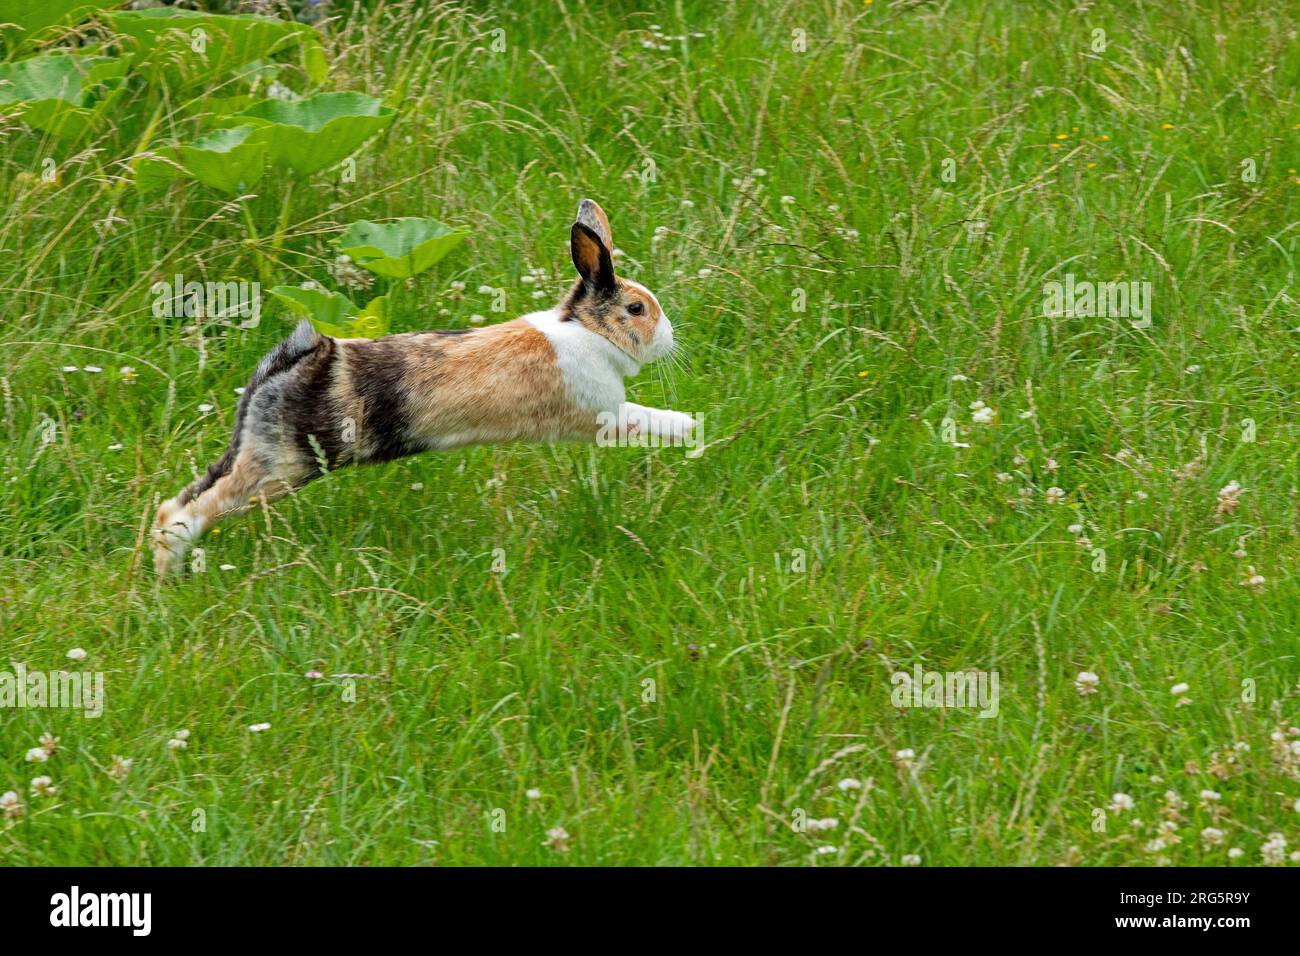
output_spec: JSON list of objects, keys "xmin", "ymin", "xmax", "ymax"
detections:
[{"xmin": 2, "ymin": 0, "xmax": 1299, "ymax": 866}]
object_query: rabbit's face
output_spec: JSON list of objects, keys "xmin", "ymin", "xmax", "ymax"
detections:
[
  {"xmin": 563, "ymin": 199, "xmax": 674, "ymax": 366},
  {"xmin": 564, "ymin": 273, "xmax": 673, "ymax": 365}
]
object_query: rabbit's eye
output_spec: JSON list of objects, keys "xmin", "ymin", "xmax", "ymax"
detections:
[{"xmin": 627, "ymin": 301, "xmax": 645, "ymax": 316}]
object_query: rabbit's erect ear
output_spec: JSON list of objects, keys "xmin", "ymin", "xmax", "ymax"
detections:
[
  {"xmin": 571, "ymin": 220, "xmax": 615, "ymax": 293},
  {"xmin": 576, "ymin": 198, "xmax": 613, "ymax": 249}
]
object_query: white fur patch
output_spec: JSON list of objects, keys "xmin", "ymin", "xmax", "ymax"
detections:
[{"xmin": 523, "ymin": 308, "xmax": 637, "ymax": 412}]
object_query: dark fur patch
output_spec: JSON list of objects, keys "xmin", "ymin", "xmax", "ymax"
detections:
[
  {"xmin": 280, "ymin": 335, "xmax": 350, "ymax": 470},
  {"xmin": 182, "ymin": 321, "xmax": 323, "ymax": 502},
  {"xmin": 345, "ymin": 337, "xmax": 412, "ymax": 463},
  {"xmin": 561, "ymin": 277, "xmax": 614, "ymax": 321},
  {"xmin": 571, "ymin": 222, "xmax": 615, "ymax": 293}
]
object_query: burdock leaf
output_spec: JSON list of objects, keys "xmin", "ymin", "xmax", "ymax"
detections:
[
  {"xmin": 335, "ymin": 218, "xmax": 466, "ymax": 279},
  {"xmin": 0, "ymin": 52, "xmax": 128, "ymax": 141},
  {"xmin": 227, "ymin": 91, "xmax": 395, "ymax": 176},
  {"xmin": 177, "ymin": 126, "xmax": 267, "ymax": 193}
]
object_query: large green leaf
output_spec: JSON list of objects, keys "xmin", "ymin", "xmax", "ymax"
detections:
[
  {"xmin": 266, "ymin": 286, "xmax": 389, "ymax": 338},
  {"xmin": 0, "ymin": 52, "xmax": 128, "ymax": 141},
  {"xmin": 178, "ymin": 126, "xmax": 267, "ymax": 193},
  {"xmin": 335, "ymin": 218, "xmax": 466, "ymax": 279},
  {"xmin": 133, "ymin": 152, "xmax": 185, "ymax": 196},
  {"xmin": 226, "ymin": 91, "xmax": 395, "ymax": 176},
  {"xmin": 102, "ymin": 9, "xmax": 327, "ymax": 90},
  {"xmin": 0, "ymin": 0, "xmax": 121, "ymax": 52}
]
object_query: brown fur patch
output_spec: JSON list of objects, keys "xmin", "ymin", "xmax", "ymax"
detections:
[{"xmin": 338, "ymin": 320, "xmax": 596, "ymax": 446}]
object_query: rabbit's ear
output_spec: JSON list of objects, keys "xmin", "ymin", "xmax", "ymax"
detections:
[
  {"xmin": 576, "ymin": 198, "xmax": 613, "ymax": 249},
  {"xmin": 571, "ymin": 221, "xmax": 615, "ymax": 293}
]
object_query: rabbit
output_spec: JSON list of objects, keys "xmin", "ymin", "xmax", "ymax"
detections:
[{"xmin": 151, "ymin": 199, "xmax": 696, "ymax": 576}]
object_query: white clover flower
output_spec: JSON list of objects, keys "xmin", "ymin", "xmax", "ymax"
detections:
[
  {"xmin": 1110, "ymin": 793, "xmax": 1135, "ymax": 813},
  {"xmin": 1170, "ymin": 682, "xmax": 1189, "ymax": 697},
  {"xmin": 30, "ymin": 776, "xmax": 56, "ymax": 798},
  {"xmin": 836, "ymin": 778, "xmax": 862, "ymax": 791},
  {"xmin": 525, "ymin": 788, "xmax": 541, "ymax": 800},
  {"xmin": 1262, "ymin": 833, "xmax": 1287, "ymax": 865},
  {"xmin": 901, "ymin": 854, "xmax": 922, "ymax": 866},
  {"xmin": 0, "ymin": 791, "xmax": 21, "ymax": 819},
  {"xmin": 107, "ymin": 756, "xmax": 132, "ymax": 781},
  {"xmin": 1074, "ymin": 671, "xmax": 1100, "ymax": 696},
  {"xmin": 1068, "ymin": 523, "xmax": 1084, "ymax": 534},
  {"xmin": 1045, "ymin": 487, "xmax": 1065, "ymax": 504},
  {"xmin": 66, "ymin": 647, "xmax": 87, "ymax": 661},
  {"xmin": 1200, "ymin": 827, "xmax": 1225, "ymax": 846},
  {"xmin": 248, "ymin": 722, "xmax": 271, "ymax": 733},
  {"xmin": 543, "ymin": 826, "xmax": 571, "ymax": 852},
  {"xmin": 806, "ymin": 817, "xmax": 839, "ymax": 833},
  {"xmin": 1227, "ymin": 847, "xmax": 1244, "ymax": 859},
  {"xmin": 816, "ymin": 845, "xmax": 839, "ymax": 856},
  {"xmin": 1216, "ymin": 481, "xmax": 1243, "ymax": 515},
  {"xmin": 1199, "ymin": 789, "xmax": 1221, "ymax": 803},
  {"xmin": 24, "ymin": 747, "xmax": 48, "ymax": 763}
]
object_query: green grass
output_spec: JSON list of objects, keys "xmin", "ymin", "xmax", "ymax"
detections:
[{"xmin": 3, "ymin": 0, "xmax": 1300, "ymax": 866}]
